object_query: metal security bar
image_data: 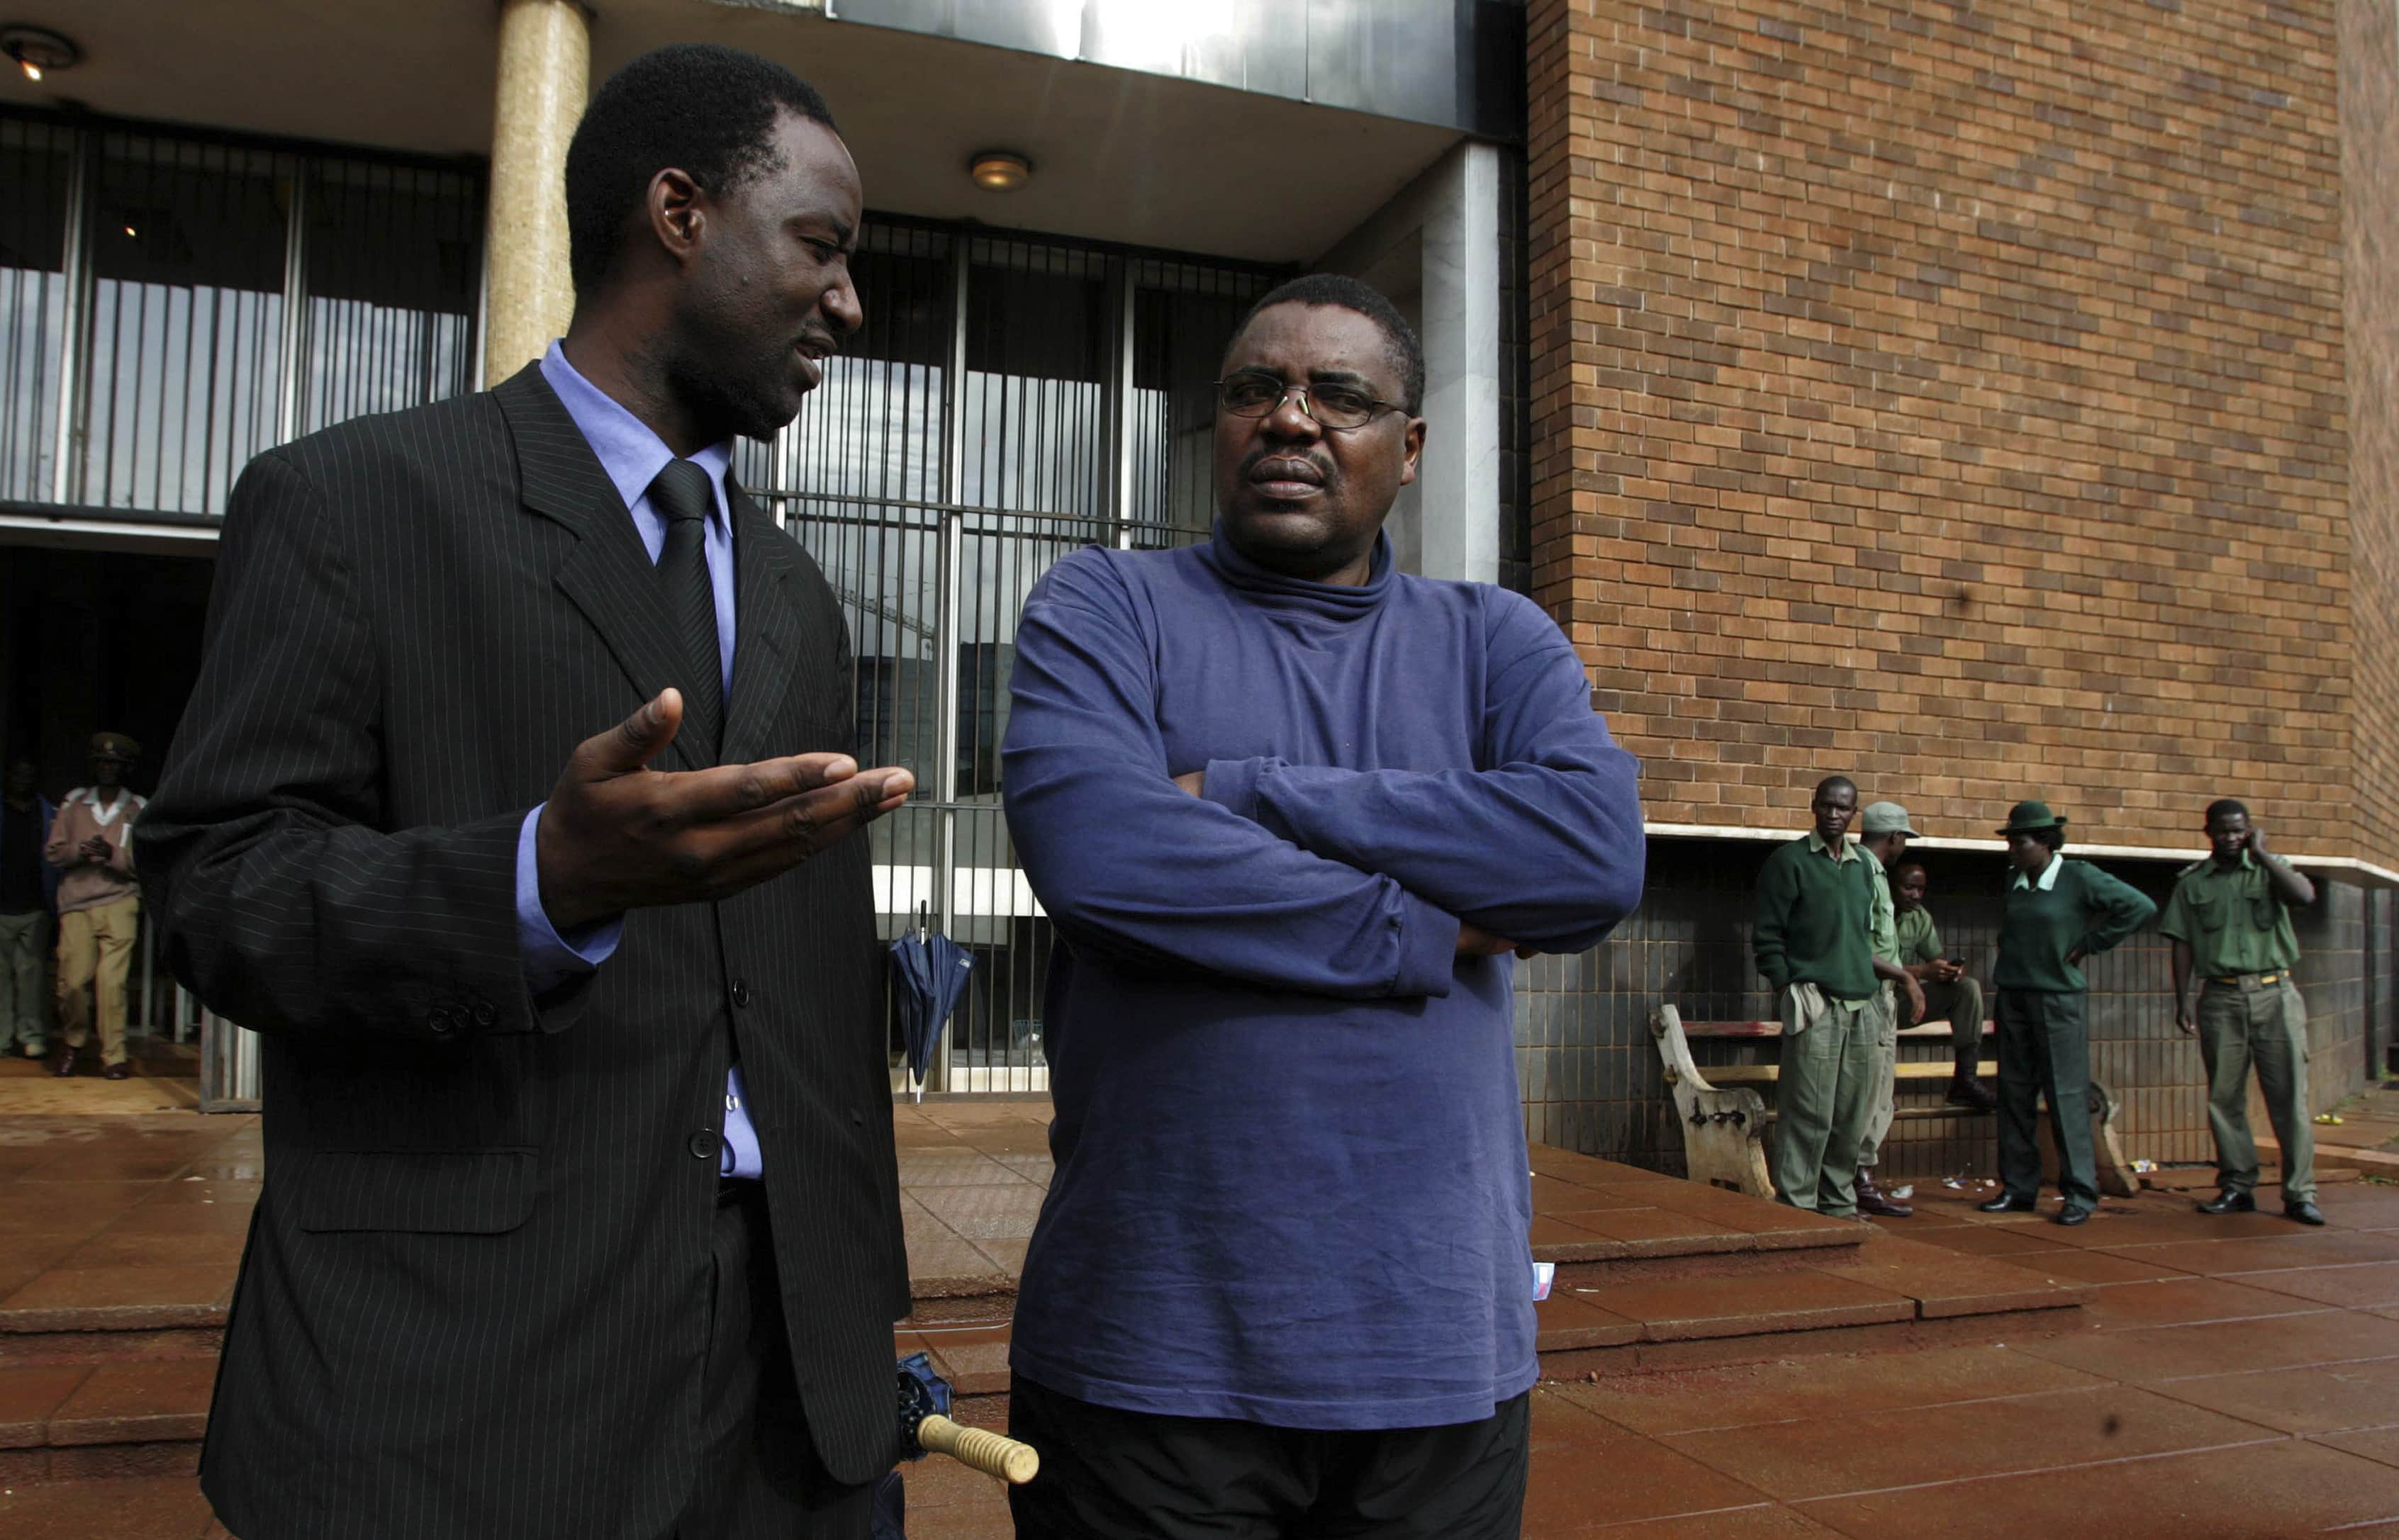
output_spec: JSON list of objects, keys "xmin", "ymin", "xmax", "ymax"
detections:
[
  {"xmin": 747, "ymin": 220, "xmax": 1280, "ymax": 1093},
  {"xmin": 0, "ymin": 107, "xmax": 486, "ymax": 517}
]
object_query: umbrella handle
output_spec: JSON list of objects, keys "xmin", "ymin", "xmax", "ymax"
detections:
[{"xmin": 917, "ymin": 1414, "xmax": 1039, "ymax": 1485}]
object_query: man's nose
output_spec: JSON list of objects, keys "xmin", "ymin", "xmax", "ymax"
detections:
[
  {"xmin": 822, "ymin": 275, "xmax": 863, "ymax": 337},
  {"xmin": 1260, "ymin": 388, "xmax": 1324, "ymax": 442}
]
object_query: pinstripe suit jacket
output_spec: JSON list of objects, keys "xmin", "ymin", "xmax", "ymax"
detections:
[{"xmin": 135, "ymin": 365, "xmax": 910, "ymax": 1540}]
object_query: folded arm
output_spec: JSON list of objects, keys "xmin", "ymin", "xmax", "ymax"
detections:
[
  {"xmin": 1192, "ymin": 596, "xmax": 1642, "ymax": 953},
  {"xmin": 133, "ymin": 451, "xmax": 542, "ymax": 1042},
  {"xmin": 1001, "ymin": 553, "xmax": 1460, "ymax": 1001}
]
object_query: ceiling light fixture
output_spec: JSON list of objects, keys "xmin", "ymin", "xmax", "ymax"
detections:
[
  {"xmin": 968, "ymin": 151, "xmax": 1031, "ymax": 193},
  {"xmin": 1, "ymin": 23, "xmax": 79, "ymax": 83}
]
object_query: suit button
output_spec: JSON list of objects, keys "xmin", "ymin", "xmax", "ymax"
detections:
[
  {"xmin": 730, "ymin": 978, "xmax": 751, "ymax": 1008},
  {"xmin": 427, "ymin": 1010, "xmax": 455, "ymax": 1038},
  {"xmin": 471, "ymin": 999, "xmax": 497, "ymax": 1026},
  {"xmin": 688, "ymin": 1130, "xmax": 720, "ymax": 1160}
]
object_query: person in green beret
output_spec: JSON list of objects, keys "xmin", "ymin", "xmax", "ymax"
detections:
[
  {"xmin": 1976, "ymin": 800, "xmax": 2156, "ymax": 1226},
  {"xmin": 2159, "ymin": 799, "xmax": 2323, "ymax": 1226}
]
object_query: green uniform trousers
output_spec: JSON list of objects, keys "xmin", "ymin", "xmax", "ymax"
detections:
[
  {"xmin": 2197, "ymin": 977, "xmax": 2314, "ymax": 1205},
  {"xmin": 0, "ymin": 909, "xmax": 47, "ymax": 1056},
  {"xmin": 1860, "ymin": 975, "xmax": 1986, "ymax": 1168},
  {"xmin": 1772, "ymin": 983, "xmax": 1879, "ymax": 1218},
  {"xmin": 1995, "ymin": 988, "xmax": 2097, "ymax": 1208}
]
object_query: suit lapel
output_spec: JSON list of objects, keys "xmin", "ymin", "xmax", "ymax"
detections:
[
  {"xmin": 724, "ymin": 480, "xmax": 795, "ymax": 764},
  {"xmin": 493, "ymin": 364, "xmax": 703, "ymax": 773}
]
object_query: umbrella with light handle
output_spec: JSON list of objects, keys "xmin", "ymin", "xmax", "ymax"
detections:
[{"xmin": 896, "ymin": 1351, "xmax": 1039, "ymax": 1485}]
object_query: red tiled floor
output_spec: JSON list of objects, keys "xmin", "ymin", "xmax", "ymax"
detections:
[
  {"xmin": 1577, "ymin": 1271, "xmax": 1914, "ymax": 1342},
  {"xmin": 2014, "ymin": 1309, "xmax": 2399, "ymax": 1383},
  {"xmin": 2097, "ymin": 1230, "xmax": 2399, "ymax": 1278},
  {"xmin": 0, "ymin": 1472, "xmax": 218, "ymax": 1540},
  {"xmin": 47, "ymin": 1359, "xmax": 218, "ymax": 1444},
  {"xmin": 2144, "ymin": 1355, "xmax": 2399, "ymax": 1435},
  {"xmin": 2308, "ymin": 1426, "xmax": 2399, "ymax": 1471},
  {"xmin": 2072, "ymin": 1276, "xmax": 2330, "ymax": 1330},
  {"xmin": 1659, "ymin": 1383, "xmax": 2279, "ymax": 1502},
  {"xmin": 2220, "ymin": 1260, "xmax": 2399, "ymax": 1310},
  {"xmin": 1553, "ymin": 1345, "xmax": 2106, "ymax": 1437},
  {"xmin": 1522, "ymin": 1390, "xmax": 1774, "ymax": 1531},
  {"xmin": 1793, "ymin": 1436, "xmax": 2399, "ymax": 1539}
]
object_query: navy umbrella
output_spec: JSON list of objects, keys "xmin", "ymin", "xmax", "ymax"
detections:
[{"xmin": 890, "ymin": 906, "xmax": 973, "ymax": 1101}]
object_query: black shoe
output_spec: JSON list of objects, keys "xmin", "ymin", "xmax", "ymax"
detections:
[
  {"xmin": 2286, "ymin": 1201, "xmax": 2326, "ymax": 1227},
  {"xmin": 1978, "ymin": 1193, "xmax": 2037, "ymax": 1213},
  {"xmin": 2197, "ymin": 1189, "xmax": 2257, "ymax": 1215},
  {"xmin": 1856, "ymin": 1173, "xmax": 1914, "ymax": 1218},
  {"xmin": 2056, "ymin": 1204, "xmax": 2093, "ymax": 1227},
  {"xmin": 101, "ymin": 1063, "xmax": 130, "ymax": 1081},
  {"xmin": 48, "ymin": 1045, "xmax": 78, "ymax": 1078},
  {"xmin": 1945, "ymin": 1076, "xmax": 1998, "ymax": 1112}
]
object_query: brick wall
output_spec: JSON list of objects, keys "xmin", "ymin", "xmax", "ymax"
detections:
[
  {"xmin": 1528, "ymin": 0, "xmax": 2372, "ymax": 860},
  {"xmin": 2345, "ymin": 0, "xmax": 2399, "ymax": 866}
]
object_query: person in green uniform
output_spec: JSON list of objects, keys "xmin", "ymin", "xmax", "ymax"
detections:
[
  {"xmin": 2159, "ymin": 799, "xmax": 2323, "ymax": 1226},
  {"xmin": 1753, "ymin": 776, "xmax": 1882, "ymax": 1218},
  {"xmin": 1855, "ymin": 802, "xmax": 1928, "ymax": 1218},
  {"xmin": 1978, "ymin": 800, "xmax": 2156, "ymax": 1226},
  {"xmin": 1891, "ymin": 862, "xmax": 1996, "ymax": 1111}
]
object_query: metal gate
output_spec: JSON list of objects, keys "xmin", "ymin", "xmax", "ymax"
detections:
[{"xmin": 736, "ymin": 222, "xmax": 1279, "ymax": 1094}]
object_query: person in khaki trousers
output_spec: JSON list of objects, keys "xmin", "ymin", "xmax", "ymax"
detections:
[{"xmin": 45, "ymin": 734, "xmax": 146, "ymax": 1079}]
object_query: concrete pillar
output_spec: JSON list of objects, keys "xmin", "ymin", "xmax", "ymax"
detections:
[
  {"xmin": 1315, "ymin": 140, "xmax": 1503, "ymax": 586},
  {"xmin": 482, "ymin": 0, "xmax": 588, "ymax": 388}
]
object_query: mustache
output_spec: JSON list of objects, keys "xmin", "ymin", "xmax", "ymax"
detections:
[{"xmin": 1238, "ymin": 447, "xmax": 1334, "ymax": 483}]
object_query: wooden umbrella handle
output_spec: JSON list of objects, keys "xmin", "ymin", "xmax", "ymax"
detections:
[{"xmin": 917, "ymin": 1413, "xmax": 1040, "ymax": 1485}]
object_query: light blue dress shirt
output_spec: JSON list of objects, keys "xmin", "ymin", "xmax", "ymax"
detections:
[{"xmin": 513, "ymin": 339, "xmax": 762, "ymax": 1179}]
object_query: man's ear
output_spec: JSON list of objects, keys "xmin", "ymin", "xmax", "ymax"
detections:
[
  {"xmin": 1398, "ymin": 415, "xmax": 1427, "ymax": 488},
  {"xmin": 647, "ymin": 168, "xmax": 706, "ymax": 268}
]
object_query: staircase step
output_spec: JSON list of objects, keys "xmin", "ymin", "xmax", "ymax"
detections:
[{"xmin": 0, "ymin": 1356, "xmax": 215, "ymax": 1483}]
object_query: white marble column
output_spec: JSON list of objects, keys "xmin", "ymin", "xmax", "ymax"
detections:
[
  {"xmin": 482, "ymin": 0, "xmax": 588, "ymax": 388},
  {"xmin": 1316, "ymin": 140, "xmax": 1503, "ymax": 585}
]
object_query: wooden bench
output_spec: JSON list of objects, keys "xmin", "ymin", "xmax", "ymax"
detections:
[{"xmin": 1650, "ymin": 1003, "xmax": 2139, "ymax": 1202}]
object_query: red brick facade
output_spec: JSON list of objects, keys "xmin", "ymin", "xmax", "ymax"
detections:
[{"xmin": 1528, "ymin": 0, "xmax": 2390, "ymax": 864}]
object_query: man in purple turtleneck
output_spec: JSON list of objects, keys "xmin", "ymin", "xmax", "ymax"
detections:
[{"xmin": 1000, "ymin": 274, "xmax": 1646, "ymax": 1539}]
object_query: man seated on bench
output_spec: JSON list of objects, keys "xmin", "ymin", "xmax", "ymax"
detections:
[{"xmin": 1894, "ymin": 861, "xmax": 1997, "ymax": 1113}]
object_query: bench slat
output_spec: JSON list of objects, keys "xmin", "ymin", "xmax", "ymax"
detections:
[
  {"xmin": 1704, "ymin": 1060, "xmax": 1998, "ymax": 1085},
  {"xmin": 1681, "ymin": 1019, "xmax": 1993, "ymax": 1040}
]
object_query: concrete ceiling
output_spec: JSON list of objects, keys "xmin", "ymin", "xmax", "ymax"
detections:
[{"xmin": 0, "ymin": 0, "xmax": 1465, "ymax": 264}]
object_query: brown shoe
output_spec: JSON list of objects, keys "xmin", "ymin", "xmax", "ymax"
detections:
[
  {"xmin": 101, "ymin": 1063, "xmax": 131, "ymax": 1081},
  {"xmin": 48, "ymin": 1045, "xmax": 79, "ymax": 1077},
  {"xmin": 1946, "ymin": 1076, "xmax": 1998, "ymax": 1112},
  {"xmin": 1856, "ymin": 1171, "xmax": 1914, "ymax": 1218}
]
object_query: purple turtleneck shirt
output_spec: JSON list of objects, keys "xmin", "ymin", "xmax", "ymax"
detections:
[{"xmin": 1000, "ymin": 528, "xmax": 1644, "ymax": 1429}]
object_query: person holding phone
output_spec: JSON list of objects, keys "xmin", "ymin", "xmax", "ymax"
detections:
[
  {"xmin": 2159, "ymin": 798, "xmax": 2322, "ymax": 1225},
  {"xmin": 1891, "ymin": 861, "xmax": 1996, "ymax": 1111}
]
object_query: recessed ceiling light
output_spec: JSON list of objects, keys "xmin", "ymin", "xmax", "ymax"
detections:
[
  {"xmin": 1, "ymin": 23, "xmax": 80, "ymax": 83},
  {"xmin": 968, "ymin": 151, "xmax": 1031, "ymax": 193}
]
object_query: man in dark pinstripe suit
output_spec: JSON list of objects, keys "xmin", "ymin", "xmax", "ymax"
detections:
[{"xmin": 138, "ymin": 45, "xmax": 912, "ymax": 1540}]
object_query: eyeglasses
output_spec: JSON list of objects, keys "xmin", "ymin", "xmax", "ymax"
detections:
[{"xmin": 1214, "ymin": 373, "xmax": 1400, "ymax": 432}]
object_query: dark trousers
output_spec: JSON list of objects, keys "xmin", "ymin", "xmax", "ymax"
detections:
[
  {"xmin": 1994, "ymin": 988, "xmax": 2098, "ymax": 1207},
  {"xmin": 666, "ymin": 1184, "xmax": 878, "ymax": 1540},
  {"xmin": 1005, "ymin": 1373, "xmax": 1529, "ymax": 1540}
]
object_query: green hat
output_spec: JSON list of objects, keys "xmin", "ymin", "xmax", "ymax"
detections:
[
  {"xmin": 1998, "ymin": 799, "xmax": 2067, "ymax": 836},
  {"xmin": 89, "ymin": 731, "xmax": 141, "ymax": 761},
  {"xmin": 1860, "ymin": 801, "xmax": 1918, "ymax": 838}
]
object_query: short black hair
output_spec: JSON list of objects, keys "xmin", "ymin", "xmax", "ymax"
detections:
[
  {"xmin": 1813, "ymin": 775, "xmax": 1857, "ymax": 804},
  {"xmin": 565, "ymin": 44, "xmax": 838, "ymax": 297},
  {"xmin": 2205, "ymin": 798, "xmax": 2250, "ymax": 829},
  {"xmin": 1894, "ymin": 861, "xmax": 1928, "ymax": 882},
  {"xmin": 2030, "ymin": 826, "xmax": 2065, "ymax": 853},
  {"xmin": 1226, "ymin": 274, "xmax": 1426, "ymax": 414}
]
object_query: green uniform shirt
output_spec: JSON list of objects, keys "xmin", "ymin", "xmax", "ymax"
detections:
[
  {"xmin": 2157, "ymin": 851, "xmax": 2301, "ymax": 978},
  {"xmin": 1867, "ymin": 857, "xmax": 1899, "ymax": 966},
  {"xmin": 1894, "ymin": 905, "xmax": 1942, "ymax": 966},
  {"xmin": 1754, "ymin": 833, "xmax": 1879, "ymax": 1001},
  {"xmin": 1995, "ymin": 855, "xmax": 2158, "ymax": 993}
]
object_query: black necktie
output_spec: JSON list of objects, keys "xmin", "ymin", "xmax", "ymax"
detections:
[{"xmin": 648, "ymin": 459, "xmax": 722, "ymax": 762}]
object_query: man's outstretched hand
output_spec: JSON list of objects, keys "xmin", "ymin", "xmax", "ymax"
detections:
[{"xmin": 537, "ymin": 690, "xmax": 913, "ymax": 931}]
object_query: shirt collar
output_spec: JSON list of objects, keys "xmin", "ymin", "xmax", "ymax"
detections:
[
  {"xmin": 540, "ymin": 340, "xmax": 734, "ymax": 524},
  {"xmin": 1804, "ymin": 831, "xmax": 1860, "ymax": 864},
  {"xmin": 2012, "ymin": 852, "xmax": 2064, "ymax": 892}
]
